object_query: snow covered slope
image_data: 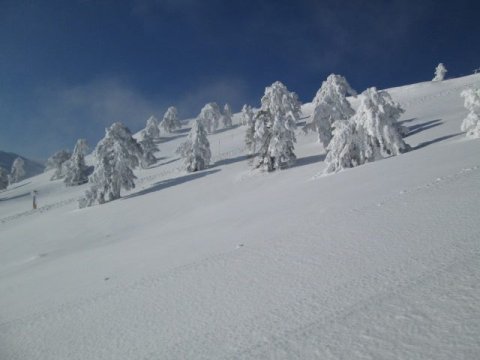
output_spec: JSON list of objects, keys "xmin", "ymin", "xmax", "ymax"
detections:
[{"xmin": 1, "ymin": 74, "xmax": 479, "ymax": 359}]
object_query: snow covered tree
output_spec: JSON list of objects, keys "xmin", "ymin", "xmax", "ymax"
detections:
[
  {"xmin": 432, "ymin": 63, "xmax": 447, "ymax": 81},
  {"xmin": 176, "ymin": 119, "xmax": 211, "ymax": 172},
  {"xmin": 0, "ymin": 167, "xmax": 8, "ymax": 190},
  {"xmin": 241, "ymin": 104, "xmax": 255, "ymax": 126},
  {"xmin": 198, "ymin": 102, "xmax": 221, "ymax": 133},
  {"xmin": 324, "ymin": 87, "xmax": 410, "ymax": 173},
  {"xmin": 138, "ymin": 130, "xmax": 158, "ymax": 168},
  {"xmin": 305, "ymin": 74, "xmax": 356, "ymax": 148},
  {"xmin": 9, "ymin": 157, "xmax": 26, "ymax": 184},
  {"xmin": 64, "ymin": 139, "xmax": 89, "ymax": 186},
  {"xmin": 245, "ymin": 109, "xmax": 259, "ymax": 157},
  {"xmin": 253, "ymin": 81, "xmax": 301, "ymax": 171},
  {"xmin": 222, "ymin": 103, "xmax": 233, "ymax": 128},
  {"xmin": 45, "ymin": 149, "xmax": 71, "ymax": 180},
  {"xmin": 160, "ymin": 106, "xmax": 181, "ymax": 133},
  {"xmin": 144, "ymin": 115, "xmax": 160, "ymax": 140},
  {"xmin": 460, "ymin": 88, "xmax": 480, "ymax": 138},
  {"xmin": 80, "ymin": 122, "xmax": 142, "ymax": 207}
]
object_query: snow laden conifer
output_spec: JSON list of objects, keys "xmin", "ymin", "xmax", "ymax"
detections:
[
  {"xmin": 253, "ymin": 81, "xmax": 301, "ymax": 171},
  {"xmin": 198, "ymin": 102, "xmax": 221, "ymax": 133},
  {"xmin": 80, "ymin": 122, "xmax": 142, "ymax": 207},
  {"xmin": 160, "ymin": 106, "xmax": 181, "ymax": 133},
  {"xmin": 176, "ymin": 119, "xmax": 211, "ymax": 172},
  {"xmin": 241, "ymin": 104, "xmax": 254, "ymax": 126},
  {"xmin": 460, "ymin": 88, "xmax": 480, "ymax": 138},
  {"xmin": 144, "ymin": 115, "xmax": 160, "ymax": 140},
  {"xmin": 64, "ymin": 139, "xmax": 89, "ymax": 186},
  {"xmin": 139, "ymin": 130, "xmax": 158, "ymax": 168},
  {"xmin": 324, "ymin": 87, "xmax": 409, "ymax": 173},
  {"xmin": 45, "ymin": 149, "xmax": 71, "ymax": 180},
  {"xmin": 305, "ymin": 74, "xmax": 356, "ymax": 148},
  {"xmin": 0, "ymin": 167, "xmax": 9, "ymax": 190},
  {"xmin": 222, "ymin": 103, "xmax": 233, "ymax": 128},
  {"xmin": 432, "ymin": 63, "xmax": 447, "ymax": 81},
  {"xmin": 9, "ymin": 157, "xmax": 26, "ymax": 184}
]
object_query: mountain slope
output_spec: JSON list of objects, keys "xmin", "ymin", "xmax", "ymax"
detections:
[{"xmin": 0, "ymin": 74, "xmax": 479, "ymax": 360}]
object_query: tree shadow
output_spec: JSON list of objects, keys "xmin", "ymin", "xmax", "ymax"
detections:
[
  {"xmin": 292, "ymin": 154, "xmax": 326, "ymax": 168},
  {"xmin": 405, "ymin": 119, "xmax": 442, "ymax": 137},
  {"xmin": 159, "ymin": 133, "xmax": 188, "ymax": 143},
  {"xmin": 413, "ymin": 132, "xmax": 463, "ymax": 150},
  {"xmin": 174, "ymin": 127, "xmax": 191, "ymax": 134},
  {"xmin": 148, "ymin": 157, "xmax": 181, "ymax": 169},
  {"xmin": 0, "ymin": 192, "xmax": 31, "ymax": 201},
  {"xmin": 214, "ymin": 154, "xmax": 248, "ymax": 167},
  {"xmin": 213, "ymin": 124, "xmax": 241, "ymax": 134},
  {"xmin": 398, "ymin": 118, "xmax": 417, "ymax": 124},
  {"xmin": 296, "ymin": 120, "xmax": 307, "ymax": 128},
  {"xmin": 123, "ymin": 169, "xmax": 221, "ymax": 200}
]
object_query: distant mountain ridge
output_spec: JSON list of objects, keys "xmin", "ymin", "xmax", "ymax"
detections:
[{"xmin": 0, "ymin": 150, "xmax": 44, "ymax": 178}]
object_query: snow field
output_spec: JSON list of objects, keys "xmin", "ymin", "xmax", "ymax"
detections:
[{"xmin": 1, "ymin": 74, "xmax": 480, "ymax": 359}]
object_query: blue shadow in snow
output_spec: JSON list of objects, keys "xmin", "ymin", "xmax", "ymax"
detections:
[
  {"xmin": 123, "ymin": 169, "xmax": 221, "ymax": 200},
  {"xmin": 413, "ymin": 132, "xmax": 463, "ymax": 150},
  {"xmin": 405, "ymin": 119, "xmax": 442, "ymax": 137}
]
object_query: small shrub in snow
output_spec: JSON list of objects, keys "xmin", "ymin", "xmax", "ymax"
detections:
[
  {"xmin": 432, "ymin": 63, "xmax": 447, "ymax": 82},
  {"xmin": 176, "ymin": 119, "xmax": 211, "ymax": 172},
  {"xmin": 0, "ymin": 167, "xmax": 9, "ymax": 190},
  {"xmin": 45, "ymin": 150, "xmax": 71, "ymax": 180},
  {"xmin": 460, "ymin": 88, "xmax": 480, "ymax": 138},
  {"xmin": 80, "ymin": 122, "xmax": 142, "ymax": 207},
  {"xmin": 305, "ymin": 74, "xmax": 356, "ymax": 148},
  {"xmin": 222, "ymin": 103, "xmax": 233, "ymax": 128},
  {"xmin": 324, "ymin": 87, "xmax": 409, "ymax": 173},
  {"xmin": 161, "ymin": 107, "xmax": 181, "ymax": 133},
  {"xmin": 64, "ymin": 139, "xmax": 89, "ymax": 186},
  {"xmin": 253, "ymin": 81, "xmax": 301, "ymax": 171},
  {"xmin": 9, "ymin": 157, "xmax": 26, "ymax": 184},
  {"xmin": 198, "ymin": 102, "xmax": 221, "ymax": 133}
]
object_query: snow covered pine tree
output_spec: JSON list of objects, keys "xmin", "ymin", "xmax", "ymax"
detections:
[
  {"xmin": 139, "ymin": 129, "xmax": 158, "ymax": 168},
  {"xmin": 253, "ymin": 81, "xmax": 301, "ymax": 171},
  {"xmin": 222, "ymin": 103, "xmax": 233, "ymax": 128},
  {"xmin": 161, "ymin": 107, "xmax": 181, "ymax": 133},
  {"xmin": 241, "ymin": 104, "xmax": 254, "ymax": 126},
  {"xmin": 432, "ymin": 63, "xmax": 447, "ymax": 81},
  {"xmin": 176, "ymin": 119, "xmax": 211, "ymax": 172},
  {"xmin": 324, "ymin": 87, "xmax": 410, "ymax": 173},
  {"xmin": 198, "ymin": 102, "xmax": 222, "ymax": 134},
  {"xmin": 80, "ymin": 122, "xmax": 143, "ymax": 207},
  {"xmin": 9, "ymin": 157, "xmax": 26, "ymax": 184},
  {"xmin": 45, "ymin": 149, "xmax": 71, "ymax": 180},
  {"xmin": 64, "ymin": 139, "xmax": 89, "ymax": 186},
  {"xmin": 305, "ymin": 74, "xmax": 356, "ymax": 148},
  {"xmin": 461, "ymin": 87, "xmax": 480, "ymax": 138},
  {"xmin": 144, "ymin": 115, "xmax": 161, "ymax": 140}
]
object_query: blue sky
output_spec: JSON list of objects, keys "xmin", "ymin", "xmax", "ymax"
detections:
[{"xmin": 1, "ymin": 0, "xmax": 479, "ymax": 160}]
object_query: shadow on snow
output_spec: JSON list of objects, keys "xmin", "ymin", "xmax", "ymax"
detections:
[
  {"xmin": 413, "ymin": 132, "xmax": 464, "ymax": 150},
  {"xmin": 405, "ymin": 119, "xmax": 442, "ymax": 137},
  {"xmin": 214, "ymin": 154, "xmax": 248, "ymax": 167},
  {"xmin": 292, "ymin": 154, "xmax": 326, "ymax": 168},
  {"xmin": 123, "ymin": 169, "xmax": 221, "ymax": 200}
]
